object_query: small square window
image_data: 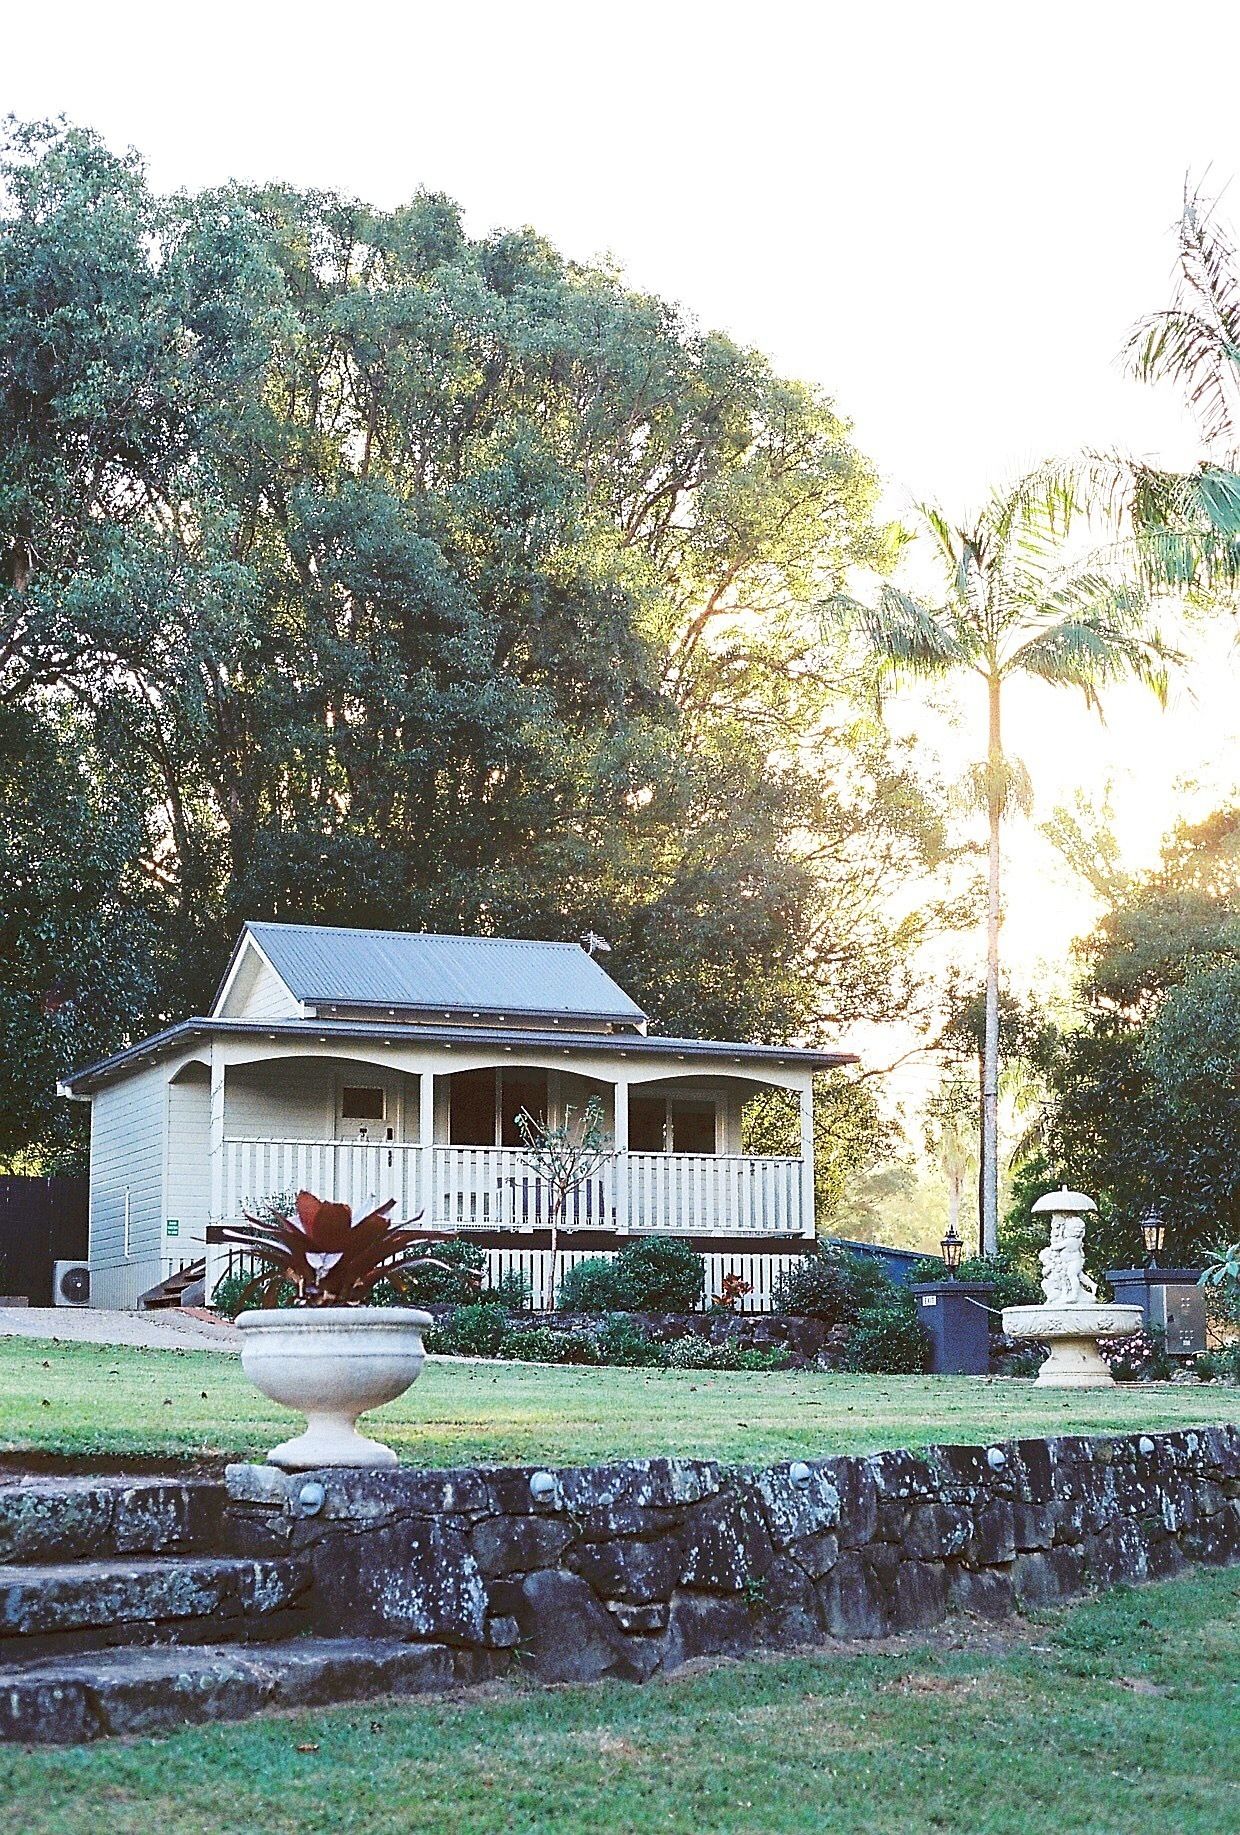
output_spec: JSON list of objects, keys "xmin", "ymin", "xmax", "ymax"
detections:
[{"xmin": 341, "ymin": 1084, "xmax": 385, "ymax": 1121}]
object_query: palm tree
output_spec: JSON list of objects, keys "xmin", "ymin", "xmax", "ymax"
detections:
[
  {"xmin": 925, "ymin": 1070, "xmax": 977, "ymax": 1242},
  {"xmin": 833, "ymin": 472, "xmax": 1175, "ymax": 1253},
  {"xmin": 1123, "ymin": 185, "xmax": 1240, "ymax": 592}
]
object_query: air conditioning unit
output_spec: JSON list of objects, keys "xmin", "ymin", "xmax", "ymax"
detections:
[{"xmin": 52, "ymin": 1261, "xmax": 91, "ymax": 1307}]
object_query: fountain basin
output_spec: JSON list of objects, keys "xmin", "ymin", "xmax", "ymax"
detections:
[{"xmin": 1002, "ymin": 1303, "xmax": 1143, "ymax": 1388}]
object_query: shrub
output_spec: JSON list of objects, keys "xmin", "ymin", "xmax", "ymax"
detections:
[
  {"xmin": 501, "ymin": 1325, "xmax": 599, "ymax": 1365},
  {"xmin": 556, "ymin": 1257, "xmax": 635, "ymax": 1312},
  {"xmin": 773, "ymin": 1244, "xmax": 891, "ymax": 1325},
  {"xmin": 662, "ymin": 1334, "xmax": 717, "ymax": 1370},
  {"xmin": 839, "ymin": 1292, "xmax": 928, "ymax": 1374},
  {"xmin": 1196, "ymin": 1342, "xmax": 1240, "ymax": 1382},
  {"xmin": 908, "ymin": 1251, "xmax": 1040, "ymax": 1312},
  {"xmin": 424, "ymin": 1303, "xmax": 512, "ymax": 1358},
  {"xmin": 1001, "ymin": 1344, "xmax": 1047, "ymax": 1379},
  {"xmin": 613, "ymin": 1238, "xmax": 704, "ymax": 1313},
  {"xmin": 771, "ymin": 1249, "xmax": 853, "ymax": 1324},
  {"xmin": 843, "ymin": 1252, "xmax": 902, "ymax": 1311},
  {"xmin": 659, "ymin": 1334, "xmax": 791, "ymax": 1372},
  {"xmin": 211, "ymin": 1270, "xmax": 296, "ymax": 1318},
  {"xmin": 1101, "ymin": 1327, "xmax": 1172, "ymax": 1382},
  {"xmin": 486, "ymin": 1268, "xmax": 533, "ymax": 1312},
  {"xmin": 594, "ymin": 1314, "xmax": 660, "ymax": 1367},
  {"xmin": 728, "ymin": 1344, "xmax": 792, "ymax": 1372},
  {"xmin": 396, "ymin": 1238, "xmax": 487, "ymax": 1306}
]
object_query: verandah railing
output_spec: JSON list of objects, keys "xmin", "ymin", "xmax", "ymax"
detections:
[{"xmin": 220, "ymin": 1140, "xmax": 804, "ymax": 1238}]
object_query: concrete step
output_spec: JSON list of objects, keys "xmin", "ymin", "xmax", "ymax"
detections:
[
  {"xmin": 0, "ymin": 1553, "xmax": 309, "ymax": 1653},
  {"xmin": 0, "ymin": 1637, "xmax": 505, "ymax": 1742},
  {"xmin": 0, "ymin": 1478, "xmax": 226, "ymax": 1565}
]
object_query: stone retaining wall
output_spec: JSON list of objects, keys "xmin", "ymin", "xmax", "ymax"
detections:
[{"xmin": 225, "ymin": 1426, "xmax": 1240, "ymax": 1685}]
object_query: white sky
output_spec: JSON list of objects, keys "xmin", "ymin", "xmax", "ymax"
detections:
[{"xmin": 10, "ymin": 0, "xmax": 1240, "ymax": 1002}]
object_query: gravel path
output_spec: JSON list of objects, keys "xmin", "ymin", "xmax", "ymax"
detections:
[{"xmin": 0, "ymin": 1307, "xmax": 240, "ymax": 1353}]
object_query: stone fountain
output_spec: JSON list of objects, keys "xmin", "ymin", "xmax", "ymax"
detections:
[{"xmin": 1002, "ymin": 1188, "xmax": 1142, "ymax": 1388}]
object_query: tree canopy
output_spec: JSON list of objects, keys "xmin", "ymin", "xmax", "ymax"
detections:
[
  {"xmin": 0, "ymin": 120, "xmax": 952, "ymax": 1168},
  {"xmin": 1026, "ymin": 806, "xmax": 1240, "ymax": 1269}
]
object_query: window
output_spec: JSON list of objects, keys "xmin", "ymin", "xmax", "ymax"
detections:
[
  {"xmin": 449, "ymin": 1068, "xmax": 496, "ymax": 1145},
  {"xmin": 629, "ymin": 1095, "xmax": 666, "ymax": 1152},
  {"xmin": 672, "ymin": 1100, "xmax": 716, "ymax": 1155},
  {"xmin": 501, "ymin": 1071, "xmax": 548, "ymax": 1146},
  {"xmin": 449, "ymin": 1068, "xmax": 551, "ymax": 1146},
  {"xmin": 628, "ymin": 1094, "xmax": 718, "ymax": 1154},
  {"xmin": 340, "ymin": 1085, "xmax": 385, "ymax": 1122}
]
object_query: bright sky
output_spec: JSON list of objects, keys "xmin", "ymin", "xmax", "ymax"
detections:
[{"xmin": 10, "ymin": 0, "xmax": 1240, "ymax": 997}]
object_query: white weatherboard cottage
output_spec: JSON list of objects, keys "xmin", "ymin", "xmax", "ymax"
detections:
[{"xmin": 60, "ymin": 923, "xmax": 853, "ymax": 1310}]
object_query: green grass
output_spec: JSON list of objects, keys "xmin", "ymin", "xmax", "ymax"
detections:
[
  {"xmin": 2, "ymin": 1566, "xmax": 1237, "ymax": 1833},
  {"xmin": 1, "ymin": 1336, "xmax": 1237, "ymax": 1468}
]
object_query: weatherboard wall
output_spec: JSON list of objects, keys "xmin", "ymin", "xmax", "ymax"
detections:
[{"xmin": 86, "ymin": 1062, "xmax": 168, "ymax": 1308}]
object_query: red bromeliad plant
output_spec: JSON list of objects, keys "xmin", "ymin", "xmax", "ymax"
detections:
[{"xmin": 216, "ymin": 1191, "xmax": 463, "ymax": 1308}]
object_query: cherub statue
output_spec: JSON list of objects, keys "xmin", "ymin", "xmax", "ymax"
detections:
[
  {"xmin": 1039, "ymin": 1214, "xmax": 1068, "ymax": 1303},
  {"xmin": 1039, "ymin": 1212, "xmax": 1098, "ymax": 1305},
  {"xmin": 1057, "ymin": 1215, "xmax": 1098, "ymax": 1307}
]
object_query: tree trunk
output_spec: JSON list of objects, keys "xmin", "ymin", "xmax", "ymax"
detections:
[
  {"xmin": 545, "ymin": 1203, "xmax": 560, "ymax": 1311},
  {"xmin": 982, "ymin": 672, "xmax": 1003, "ymax": 1256}
]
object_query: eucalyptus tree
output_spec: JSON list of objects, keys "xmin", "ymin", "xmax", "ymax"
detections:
[
  {"xmin": 834, "ymin": 475, "xmax": 1174, "ymax": 1252},
  {"xmin": 0, "ymin": 116, "xmax": 954, "ymax": 1102}
]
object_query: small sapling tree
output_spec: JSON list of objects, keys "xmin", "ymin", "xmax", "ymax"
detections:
[{"xmin": 514, "ymin": 1096, "xmax": 614, "ymax": 1309}]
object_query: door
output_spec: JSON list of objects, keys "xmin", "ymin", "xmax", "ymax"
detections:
[{"xmin": 335, "ymin": 1078, "xmax": 397, "ymax": 1144}]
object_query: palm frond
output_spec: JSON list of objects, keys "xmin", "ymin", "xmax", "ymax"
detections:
[
  {"xmin": 1013, "ymin": 613, "xmax": 1177, "ymax": 709},
  {"xmin": 1125, "ymin": 185, "xmax": 1240, "ymax": 448},
  {"xmin": 959, "ymin": 754, "xmax": 1034, "ymax": 820},
  {"xmin": 988, "ymin": 461, "xmax": 1081, "ymax": 546},
  {"xmin": 823, "ymin": 586, "xmax": 971, "ymax": 677},
  {"xmin": 1128, "ymin": 462, "xmax": 1240, "ymax": 593}
]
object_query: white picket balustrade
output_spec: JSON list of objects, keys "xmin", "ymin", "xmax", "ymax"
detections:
[
  {"xmin": 220, "ymin": 1142, "xmax": 803, "ymax": 1238},
  {"xmin": 480, "ymin": 1246, "xmax": 795, "ymax": 1314},
  {"xmin": 626, "ymin": 1151, "xmax": 802, "ymax": 1234}
]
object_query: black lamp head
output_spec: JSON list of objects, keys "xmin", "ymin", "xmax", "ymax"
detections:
[{"xmin": 1140, "ymin": 1212, "xmax": 1165, "ymax": 1264}]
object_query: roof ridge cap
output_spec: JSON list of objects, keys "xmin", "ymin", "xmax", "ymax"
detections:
[{"xmin": 247, "ymin": 921, "xmax": 581, "ymax": 950}]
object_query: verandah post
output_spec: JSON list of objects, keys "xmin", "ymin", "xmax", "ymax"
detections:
[
  {"xmin": 206, "ymin": 1045, "xmax": 227, "ymax": 1298},
  {"xmin": 418, "ymin": 1069, "xmax": 435, "ymax": 1224},
  {"xmin": 613, "ymin": 1074, "xmax": 630, "ymax": 1234},
  {"xmin": 799, "ymin": 1078, "xmax": 816, "ymax": 1240}
]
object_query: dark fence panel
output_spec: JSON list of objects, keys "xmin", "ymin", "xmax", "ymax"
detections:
[
  {"xmin": 827, "ymin": 1236, "xmax": 926, "ymax": 1288},
  {"xmin": 0, "ymin": 1177, "xmax": 89, "ymax": 1304}
]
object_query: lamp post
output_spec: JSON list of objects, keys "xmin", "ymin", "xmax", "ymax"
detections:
[
  {"xmin": 1108, "ymin": 1210, "xmax": 1206, "ymax": 1360},
  {"xmin": 912, "ymin": 1222, "xmax": 992, "ymax": 1374}
]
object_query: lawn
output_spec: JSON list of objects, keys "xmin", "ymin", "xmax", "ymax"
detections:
[
  {"xmin": 2, "ymin": 1564, "xmax": 1237, "ymax": 1833},
  {"xmin": 1, "ymin": 1336, "xmax": 1237, "ymax": 1468}
]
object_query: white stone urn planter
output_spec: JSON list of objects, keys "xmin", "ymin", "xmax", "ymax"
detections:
[{"xmin": 236, "ymin": 1306, "xmax": 432, "ymax": 1469}]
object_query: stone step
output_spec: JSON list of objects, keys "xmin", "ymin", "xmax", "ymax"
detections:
[
  {"xmin": 0, "ymin": 1553, "xmax": 309, "ymax": 1653},
  {"xmin": 0, "ymin": 1478, "xmax": 226, "ymax": 1565},
  {"xmin": 0, "ymin": 1636, "xmax": 505, "ymax": 1743}
]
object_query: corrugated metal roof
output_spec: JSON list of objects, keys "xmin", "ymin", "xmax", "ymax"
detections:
[
  {"xmin": 60, "ymin": 1015, "xmax": 855, "ymax": 1095},
  {"xmin": 240, "ymin": 922, "xmax": 648, "ymax": 1024}
]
